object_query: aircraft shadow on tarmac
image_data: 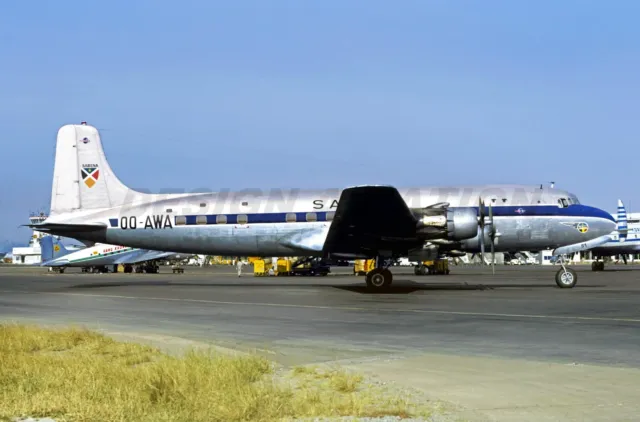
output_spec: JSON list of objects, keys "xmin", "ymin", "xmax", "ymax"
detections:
[{"xmin": 66, "ymin": 279, "xmax": 604, "ymax": 294}]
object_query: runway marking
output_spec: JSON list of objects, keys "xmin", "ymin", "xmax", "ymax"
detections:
[{"xmin": 2, "ymin": 289, "xmax": 640, "ymax": 324}]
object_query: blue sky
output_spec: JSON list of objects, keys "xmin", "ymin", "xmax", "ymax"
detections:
[{"xmin": 1, "ymin": 0, "xmax": 639, "ymax": 249}]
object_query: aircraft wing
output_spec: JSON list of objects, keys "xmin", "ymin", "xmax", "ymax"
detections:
[
  {"xmin": 114, "ymin": 250, "xmax": 179, "ymax": 265},
  {"xmin": 322, "ymin": 185, "xmax": 421, "ymax": 257}
]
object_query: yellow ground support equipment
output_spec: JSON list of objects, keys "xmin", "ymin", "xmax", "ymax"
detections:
[
  {"xmin": 414, "ymin": 259, "xmax": 450, "ymax": 275},
  {"xmin": 276, "ymin": 258, "xmax": 292, "ymax": 276},
  {"xmin": 353, "ymin": 259, "xmax": 376, "ymax": 276},
  {"xmin": 253, "ymin": 259, "xmax": 268, "ymax": 276}
]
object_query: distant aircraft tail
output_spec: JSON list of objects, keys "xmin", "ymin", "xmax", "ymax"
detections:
[
  {"xmin": 617, "ymin": 199, "xmax": 628, "ymax": 242},
  {"xmin": 49, "ymin": 122, "xmax": 150, "ymax": 216},
  {"xmin": 39, "ymin": 236, "xmax": 71, "ymax": 262}
]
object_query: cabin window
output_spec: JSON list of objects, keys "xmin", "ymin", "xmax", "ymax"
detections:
[
  {"xmin": 166, "ymin": 208, "xmax": 173, "ymax": 213},
  {"xmin": 196, "ymin": 215, "xmax": 207, "ymax": 225},
  {"xmin": 237, "ymin": 214, "xmax": 248, "ymax": 224},
  {"xmin": 216, "ymin": 215, "xmax": 227, "ymax": 224},
  {"xmin": 200, "ymin": 203, "xmax": 206, "ymax": 208},
  {"xmin": 306, "ymin": 212, "xmax": 317, "ymax": 222},
  {"xmin": 326, "ymin": 211, "xmax": 335, "ymax": 221},
  {"xmin": 241, "ymin": 202, "xmax": 248, "ymax": 206},
  {"xmin": 286, "ymin": 213, "xmax": 297, "ymax": 223},
  {"xmin": 175, "ymin": 216, "xmax": 186, "ymax": 226}
]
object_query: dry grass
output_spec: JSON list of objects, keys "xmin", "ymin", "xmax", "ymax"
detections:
[{"xmin": 0, "ymin": 323, "xmax": 432, "ymax": 422}]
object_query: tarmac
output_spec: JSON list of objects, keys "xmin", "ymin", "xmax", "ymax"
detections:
[{"xmin": 1, "ymin": 263, "xmax": 639, "ymax": 421}]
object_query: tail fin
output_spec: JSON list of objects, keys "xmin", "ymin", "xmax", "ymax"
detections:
[
  {"xmin": 50, "ymin": 123, "xmax": 143, "ymax": 216},
  {"xmin": 39, "ymin": 236, "xmax": 71, "ymax": 262},
  {"xmin": 617, "ymin": 199, "xmax": 628, "ymax": 242}
]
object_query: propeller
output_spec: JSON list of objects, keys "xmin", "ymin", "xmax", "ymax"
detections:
[
  {"xmin": 489, "ymin": 201, "xmax": 495, "ymax": 274},
  {"xmin": 478, "ymin": 197, "xmax": 485, "ymax": 266},
  {"xmin": 477, "ymin": 197, "xmax": 497, "ymax": 274}
]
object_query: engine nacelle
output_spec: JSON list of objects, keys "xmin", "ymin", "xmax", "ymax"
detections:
[
  {"xmin": 458, "ymin": 226, "xmax": 494, "ymax": 251},
  {"xmin": 416, "ymin": 207, "xmax": 478, "ymax": 241}
]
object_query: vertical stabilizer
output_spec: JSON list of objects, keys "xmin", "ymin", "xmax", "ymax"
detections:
[
  {"xmin": 617, "ymin": 199, "xmax": 628, "ymax": 242},
  {"xmin": 39, "ymin": 236, "xmax": 70, "ymax": 262},
  {"xmin": 50, "ymin": 123, "xmax": 138, "ymax": 216}
]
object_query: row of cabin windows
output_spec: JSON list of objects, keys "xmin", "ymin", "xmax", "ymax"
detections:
[{"xmin": 174, "ymin": 212, "xmax": 334, "ymax": 226}]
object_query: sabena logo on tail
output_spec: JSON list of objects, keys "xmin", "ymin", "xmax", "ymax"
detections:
[{"xmin": 80, "ymin": 164, "xmax": 100, "ymax": 188}]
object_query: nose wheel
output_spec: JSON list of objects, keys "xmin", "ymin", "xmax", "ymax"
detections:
[
  {"xmin": 365, "ymin": 267, "xmax": 393, "ymax": 289},
  {"xmin": 555, "ymin": 267, "xmax": 577, "ymax": 288},
  {"xmin": 553, "ymin": 254, "xmax": 578, "ymax": 288}
]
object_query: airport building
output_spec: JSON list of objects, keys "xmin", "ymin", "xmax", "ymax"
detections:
[{"xmin": 11, "ymin": 212, "xmax": 48, "ymax": 265}]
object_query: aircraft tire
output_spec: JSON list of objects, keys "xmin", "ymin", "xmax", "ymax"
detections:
[
  {"xmin": 555, "ymin": 268, "xmax": 577, "ymax": 288},
  {"xmin": 366, "ymin": 268, "xmax": 392, "ymax": 289}
]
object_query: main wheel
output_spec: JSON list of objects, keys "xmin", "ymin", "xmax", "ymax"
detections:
[
  {"xmin": 366, "ymin": 268, "xmax": 392, "ymax": 289},
  {"xmin": 555, "ymin": 268, "xmax": 577, "ymax": 288},
  {"xmin": 591, "ymin": 262, "xmax": 605, "ymax": 271}
]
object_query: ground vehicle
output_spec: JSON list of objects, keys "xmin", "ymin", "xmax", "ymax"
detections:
[{"xmin": 414, "ymin": 259, "xmax": 450, "ymax": 275}]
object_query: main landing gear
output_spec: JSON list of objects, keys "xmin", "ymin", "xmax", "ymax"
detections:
[
  {"xmin": 554, "ymin": 255, "xmax": 578, "ymax": 288},
  {"xmin": 364, "ymin": 257, "xmax": 393, "ymax": 289}
]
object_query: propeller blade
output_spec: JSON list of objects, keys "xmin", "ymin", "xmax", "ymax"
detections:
[
  {"xmin": 490, "ymin": 235, "xmax": 495, "ymax": 274},
  {"xmin": 488, "ymin": 202, "xmax": 495, "ymax": 274},
  {"xmin": 488, "ymin": 200, "xmax": 493, "ymax": 225},
  {"xmin": 480, "ymin": 233, "xmax": 485, "ymax": 266}
]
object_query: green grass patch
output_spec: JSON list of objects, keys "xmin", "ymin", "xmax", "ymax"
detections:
[{"xmin": 0, "ymin": 323, "xmax": 432, "ymax": 421}]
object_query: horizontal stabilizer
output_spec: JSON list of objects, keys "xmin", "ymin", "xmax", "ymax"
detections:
[
  {"xmin": 42, "ymin": 260, "xmax": 70, "ymax": 267},
  {"xmin": 26, "ymin": 222, "xmax": 107, "ymax": 233}
]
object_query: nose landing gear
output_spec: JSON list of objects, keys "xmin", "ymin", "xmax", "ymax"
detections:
[{"xmin": 555, "ymin": 255, "xmax": 578, "ymax": 288}]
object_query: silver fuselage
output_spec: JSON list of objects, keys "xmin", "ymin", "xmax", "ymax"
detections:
[{"xmin": 44, "ymin": 185, "xmax": 615, "ymax": 257}]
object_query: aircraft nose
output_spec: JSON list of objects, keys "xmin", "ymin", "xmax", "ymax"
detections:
[{"xmin": 582, "ymin": 205, "xmax": 616, "ymax": 234}]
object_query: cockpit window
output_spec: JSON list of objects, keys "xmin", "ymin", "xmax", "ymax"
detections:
[{"xmin": 558, "ymin": 198, "xmax": 569, "ymax": 208}]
